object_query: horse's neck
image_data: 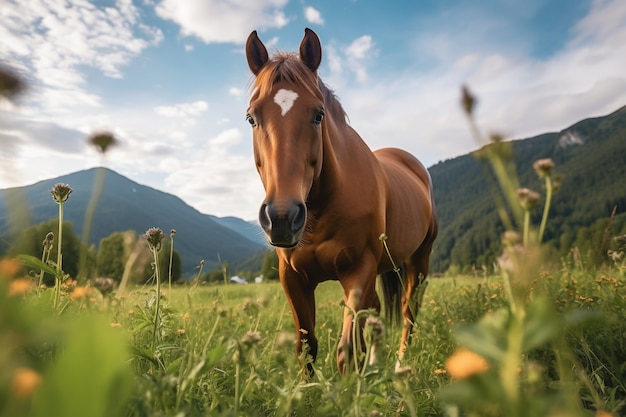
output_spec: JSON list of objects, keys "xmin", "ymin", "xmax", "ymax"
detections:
[{"xmin": 308, "ymin": 120, "xmax": 373, "ymax": 207}]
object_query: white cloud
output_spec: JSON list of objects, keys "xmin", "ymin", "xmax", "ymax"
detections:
[
  {"xmin": 154, "ymin": 101, "xmax": 209, "ymax": 118},
  {"xmin": 0, "ymin": 0, "xmax": 163, "ymax": 87},
  {"xmin": 154, "ymin": 0, "xmax": 290, "ymax": 44},
  {"xmin": 229, "ymin": 87, "xmax": 244, "ymax": 98},
  {"xmin": 304, "ymin": 6, "xmax": 324, "ymax": 25}
]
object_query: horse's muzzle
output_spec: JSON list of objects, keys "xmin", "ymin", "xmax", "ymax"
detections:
[{"xmin": 259, "ymin": 201, "xmax": 306, "ymax": 248}]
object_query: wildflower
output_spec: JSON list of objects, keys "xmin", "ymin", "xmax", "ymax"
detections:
[
  {"xmin": 460, "ymin": 85, "xmax": 476, "ymax": 115},
  {"xmin": 8, "ymin": 278, "xmax": 34, "ymax": 297},
  {"xmin": 143, "ymin": 227, "xmax": 165, "ymax": 251},
  {"xmin": 88, "ymin": 131, "xmax": 117, "ymax": 154},
  {"xmin": 517, "ymin": 188, "xmax": 540, "ymax": 211},
  {"xmin": 176, "ymin": 328, "xmax": 186, "ymax": 335},
  {"xmin": 240, "ymin": 331, "xmax": 262, "ymax": 347},
  {"xmin": 93, "ymin": 277, "xmax": 116, "ymax": 295},
  {"xmin": 596, "ymin": 410, "xmax": 614, "ymax": 417},
  {"xmin": 501, "ymin": 230, "xmax": 522, "ymax": 247},
  {"xmin": 0, "ymin": 257, "xmax": 22, "ymax": 278},
  {"xmin": 110, "ymin": 322, "xmax": 122, "ymax": 328},
  {"xmin": 433, "ymin": 368, "xmax": 447, "ymax": 375},
  {"xmin": 614, "ymin": 234, "xmax": 626, "ymax": 250},
  {"xmin": 50, "ymin": 183, "xmax": 73, "ymax": 204},
  {"xmin": 533, "ymin": 158, "xmax": 554, "ymax": 178},
  {"xmin": 445, "ymin": 348, "xmax": 489, "ymax": 380},
  {"xmin": 42, "ymin": 232, "xmax": 54, "ymax": 250},
  {"xmin": 11, "ymin": 367, "xmax": 42, "ymax": 398},
  {"xmin": 70, "ymin": 286, "xmax": 92, "ymax": 300}
]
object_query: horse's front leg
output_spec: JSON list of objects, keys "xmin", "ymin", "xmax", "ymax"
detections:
[
  {"xmin": 279, "ymin": 263, "xmax": 317, "ymax": 377},
  {"xmin": 337, "ymin": 255, "xmax": 380, "ymax": 375}
]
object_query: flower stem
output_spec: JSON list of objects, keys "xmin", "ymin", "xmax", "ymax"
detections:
[
  {"xmin": 151, "ymin": 247, "xmax": 161, "ymax": 351},
  {"xmin": 537, "ymin": 176, "xmax": 552, "ymax": 244},
  {"xmin": 54, "ymin": 202, "xmax": 64, "ymax": 308}
]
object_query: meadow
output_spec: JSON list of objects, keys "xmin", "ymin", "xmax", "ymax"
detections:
[{"xmin": 2, "ymin": 256, "xmax": 625, "ymax": 417}]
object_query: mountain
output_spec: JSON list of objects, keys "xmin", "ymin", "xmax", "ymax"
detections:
[
  {"xmin": 429, "ymin": 105, "xmax": 626, "ymax": 272},
  {"xmin": 0, "ymin": 168, "xmax": 265, "ymax": 274}
]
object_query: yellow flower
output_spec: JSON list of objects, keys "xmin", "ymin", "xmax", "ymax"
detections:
[
  {"xmin": 11, "ymin": 367, "xmax": 42, "ymax": 398},
  {"xmin": 445, "ymin": 348, "xmax": 489, "ymax": 380},
  {"xmin": 70, "ymin": 286, "xmax": 92, "ymax": 300},
  {"xmin": 110, "ymin": 322, "xmax": 122, "ymax": 328},
  {"xmin": 8, "ymin": 278, "xmax": 34, "ymax": 297},
  {"xmin": 0, "ymin": 257, "xmax": 22, "ymax": 278}
]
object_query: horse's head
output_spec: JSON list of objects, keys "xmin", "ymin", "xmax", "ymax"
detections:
[{"xmin": 245, "ymin": 29, "xmax": 325, "ymax": 248}]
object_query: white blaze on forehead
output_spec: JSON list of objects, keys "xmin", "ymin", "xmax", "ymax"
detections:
[{"xmin": 273, "ymin": 89, "xmax": 299, "ymax": 116}]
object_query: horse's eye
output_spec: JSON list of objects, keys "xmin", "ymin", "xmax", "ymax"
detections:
[
  {"xmin": 313, "ymin": 109, "xmax": 325, "ymax": 126},
  {"xmin": 246, "ymin": 114, "xmax": 257, "ymax": 127}
]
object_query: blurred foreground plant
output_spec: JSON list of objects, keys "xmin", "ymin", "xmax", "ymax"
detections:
[{"xmin": 438, "ymin": 86, "xmax": 613, "ymax": 417}]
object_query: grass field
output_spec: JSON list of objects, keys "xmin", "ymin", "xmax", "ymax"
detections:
[{"xmin": 2, "ymin": 260, "xmax": 625, "ymax": 417}]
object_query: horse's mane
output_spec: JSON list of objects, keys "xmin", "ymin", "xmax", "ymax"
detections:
[{"xmin": 250, "ymin": 52, "xmax": 348, "ymax": 125}]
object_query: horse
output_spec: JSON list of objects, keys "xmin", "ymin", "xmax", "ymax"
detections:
[{"xmin": 245, "ymin": 28, "xmax": 438, "ymax": 375}]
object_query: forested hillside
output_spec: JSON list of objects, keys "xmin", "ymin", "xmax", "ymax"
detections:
[{"xmin": 429, "ymin": 105, "xmax": 626, "ymax": 273}]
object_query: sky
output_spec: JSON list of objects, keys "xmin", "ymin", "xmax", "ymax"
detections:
[{"xmin": 1, "ymin": 0, "xmax": 625, "ymax": 221}]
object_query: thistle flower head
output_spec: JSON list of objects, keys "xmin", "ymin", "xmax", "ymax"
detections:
[
  {"xmin": 461, "ymin": 85, "xmax": 476, "ymax": 116},
  {"xmin": 143, "ymin": 227, "xmax": 165, "ymax": 251},
  {"xmin": 533, "ymin": 158, "xmax": 555, "ymax": 178},
  {"xmin": 517, "ymin": 188, "xmax": 541, "ymax": 211},
  {"xmin": 88, "ymin": 131, "xmax": 118, "ymax": 154},
  {"xmin": 42, "ymin": 232, "xmax": 54, "ymax": 250},
  {"xmin": 50, "ymin": 183, "xmax": 73, "ymax": 204}
]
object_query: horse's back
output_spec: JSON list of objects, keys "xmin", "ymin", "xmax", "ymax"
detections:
[{"xmin": 374, "ymin": 147, "xmax": 436, "ymax": 267}]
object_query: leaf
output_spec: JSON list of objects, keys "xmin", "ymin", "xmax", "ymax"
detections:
[
  {"xmin": 32, "ymin": 314, "xmax": 133, "ymax": 417},
  {"xmin": 453, "ymin": 308, "xmax": 509, "ymax": 362},
  {"xmin": 18, "ymin": 254, "xmax": 58, "ymax": 276},
  {"xmin": 522, "ymin": 298, "xmax": 561, "ymax": 351}
]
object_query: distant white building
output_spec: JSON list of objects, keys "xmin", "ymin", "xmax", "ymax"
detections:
[{"xmin": 230, "ymin": 275, "xmax": 247, "ymax": 284}]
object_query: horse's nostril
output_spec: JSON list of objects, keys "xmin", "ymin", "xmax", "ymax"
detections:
[
  {"xmin": 259, "ymin": 203, "xmax": 271, "ymax": 231},
  {"xmin": 290, "ymin": 203, "xmax": 306, "ymax": 233}
]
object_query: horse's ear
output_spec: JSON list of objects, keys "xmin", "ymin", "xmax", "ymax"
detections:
[
  {"xmin": 299, "ymin": 28, "xmax": 322, "ymax": 73},
  {"xmin": 246, "ymin": 30, "xmax": 269, "ymax": 76}
]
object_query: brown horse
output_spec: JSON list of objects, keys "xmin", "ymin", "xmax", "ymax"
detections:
[{"xmin": 245, "ymin": 28, "xmax": 437, "ymax": 375}]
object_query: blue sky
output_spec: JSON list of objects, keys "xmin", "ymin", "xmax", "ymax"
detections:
[{"xmin": 1, "ymin": 0, "xmax": 625, "ymax": 221}]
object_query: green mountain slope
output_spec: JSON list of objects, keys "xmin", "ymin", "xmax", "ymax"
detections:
[
  {"xmin": 0, "ymin": 168, "xmax": 265, "ymax": 274},
  {"xmin": 429, "ymin": 105, "xmax": 626, "ymax": 272}
]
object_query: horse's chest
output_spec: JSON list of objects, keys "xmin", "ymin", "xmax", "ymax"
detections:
[{"xmin": 287, "ymin": 241, "xmax": 359, "ymax": 282}]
